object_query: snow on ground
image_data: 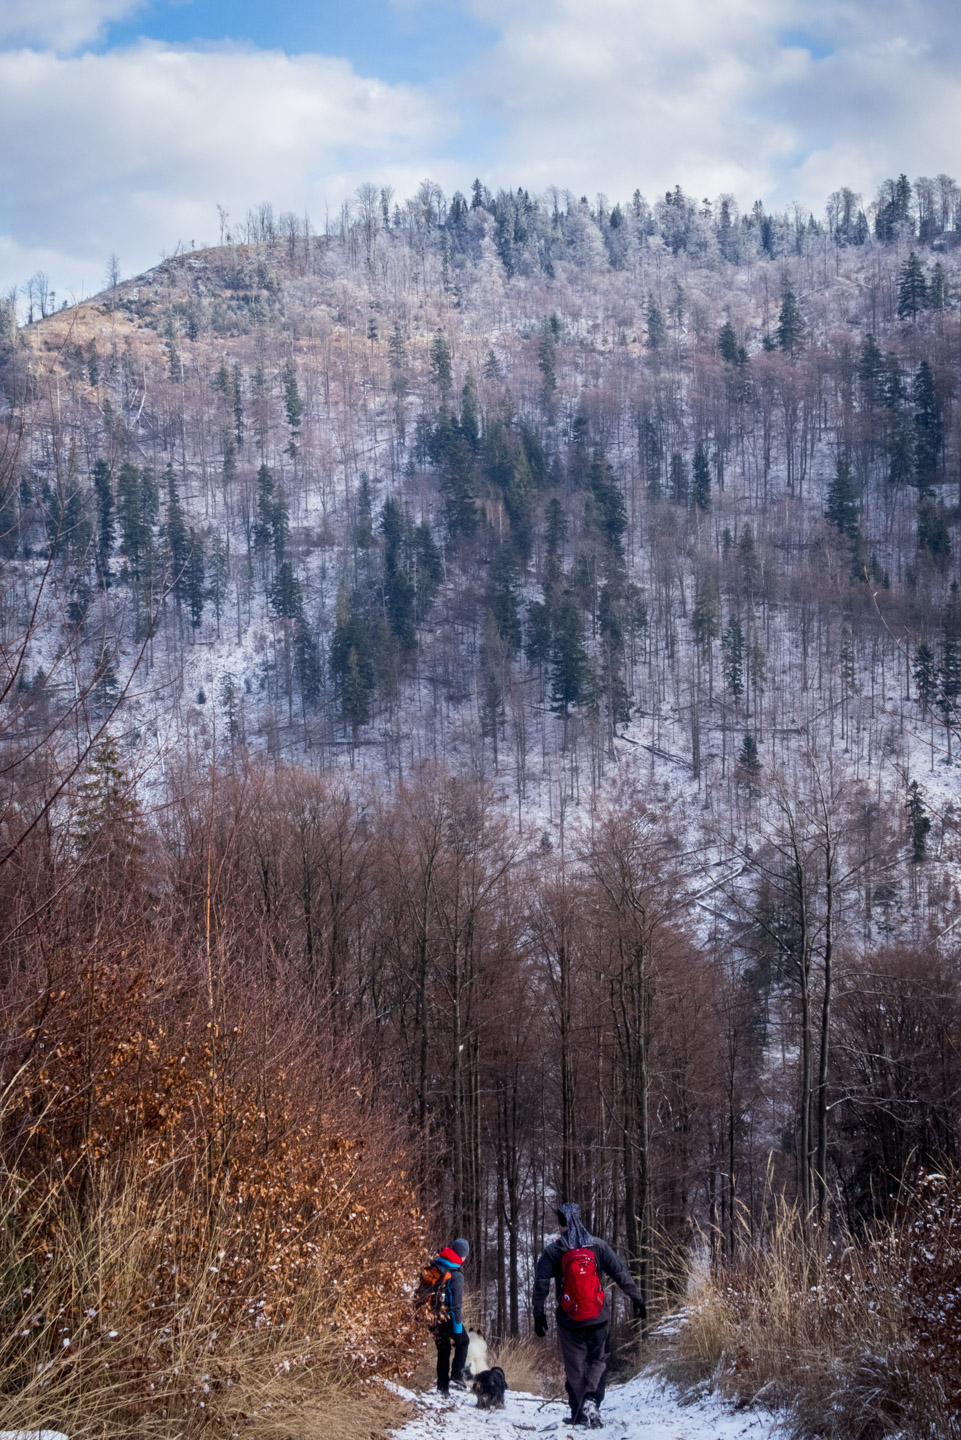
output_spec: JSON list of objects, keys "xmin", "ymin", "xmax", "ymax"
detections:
[{"xmin": 389, "ymin": 1374, "xmax": 783, "ymax": 1440}]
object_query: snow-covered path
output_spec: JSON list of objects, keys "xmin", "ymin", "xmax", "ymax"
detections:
[{"xmin": 390, "ymin": 1374, "xmax": 783, "ymax": 1440}]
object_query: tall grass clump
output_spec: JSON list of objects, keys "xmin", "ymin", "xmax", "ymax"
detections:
[
  {"xmin": 667, "ymin": 1174, "xmax": 961, "ymax": 1440},
  {"xmin": 0, "ymin": 936, "xmax": 427, "ymax": 1439}
]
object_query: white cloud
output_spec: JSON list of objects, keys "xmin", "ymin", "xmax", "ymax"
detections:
[
  {"xmin": 3, "ymin": 0, "xmax": 961, "ymax": 299},
  {"xmin": 0, "ymin": 41, "xmax": 453, "ymax": 295},
  {"xmin": 460, "ymin": 0, "xmax": 961, "ymax": 211},
  {"xmin": 0, "ymin": 0, "xmax": 142, "ymax": 51}
]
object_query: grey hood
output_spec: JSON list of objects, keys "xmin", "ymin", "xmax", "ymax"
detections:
[{"xmin": 557, "ymin": 1202, "xmax": 594, "ymax": 1249}]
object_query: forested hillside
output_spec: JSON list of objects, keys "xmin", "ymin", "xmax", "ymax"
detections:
[{"xmin": 1, "ymin": 173, "xmax": 960, "ymax": 1436}]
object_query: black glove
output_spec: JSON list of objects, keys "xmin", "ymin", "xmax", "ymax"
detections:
[
  {"xmin": 632, "ymin": 1298, "xmax": 647, "ymax": 1322},
  {"xmin": 534, "ymin": 1314, "xmax": 548, "ymax": 1338}
]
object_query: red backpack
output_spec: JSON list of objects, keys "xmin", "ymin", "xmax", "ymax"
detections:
[{"xmin": 560, "ymin": 1246, "xmax": 605, "ymax": 1321}]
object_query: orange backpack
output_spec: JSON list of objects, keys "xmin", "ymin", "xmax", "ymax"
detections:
[{"xmin": 414, "ymin": 1259, "xmax": 452, "ymax": 1331}]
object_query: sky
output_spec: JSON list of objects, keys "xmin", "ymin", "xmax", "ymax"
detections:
[{"xmin": 1, "ymin": 0, "xmax": 960, "ymax": 302}]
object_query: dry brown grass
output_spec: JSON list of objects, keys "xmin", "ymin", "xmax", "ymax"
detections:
[
  {"xmin": 488, "ymin": 1333, "xmax": 566, "ymax": 1400},
  {"xmin": 0, "ymin": 1145, "xmax": 422, "ymax": 1440},
  {"xmin": 661, "ymin": 1178, "xmax": 961, "ymax": 1440}
]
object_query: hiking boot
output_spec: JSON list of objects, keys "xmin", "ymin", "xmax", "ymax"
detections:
[
  {"xmin": 581, "ymin": 1399, "xmax": 603, "ymax": 1429},
  {"xmin": 437, "ymin": 1385, "xmax": 450, "ymax": 1398},
  {"xmin": 450, "ymin": 1378, "xmax": 469, "ymax": 1391}
]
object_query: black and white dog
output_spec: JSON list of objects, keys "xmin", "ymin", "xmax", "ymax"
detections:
[
  {"xmin": 465, "ymin": 1329, "xmax": 489, "ymax": 1378},
  {"xmin": 471, "ymin": 1365, "xmax": 508, "ymax": 1410}
]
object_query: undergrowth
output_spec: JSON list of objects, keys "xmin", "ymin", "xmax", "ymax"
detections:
[
  {"xmin": 663, "ymin": 1173, "xmax": 961, "ymax": 1440},
  {"xmin": 0, "ymin": 942, "xmax": 428, "ymax": 1439}
]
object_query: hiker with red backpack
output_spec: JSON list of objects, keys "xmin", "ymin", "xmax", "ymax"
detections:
[
  {"xmin": 416, "ymin": 1238, "xmax": 471, "ymax": 1396},
  {"xmin": 532, "ymin": 1202, "xmax": 646, "ymax": 1429}
]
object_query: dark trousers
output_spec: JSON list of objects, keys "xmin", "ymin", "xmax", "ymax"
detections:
[
  {"xmin": 434, "ymin": 1322, "xmax": 469, "ymax": 1390},
  {"xmin": 558, "ymin": 1321, "xmax": 609, "ymax": 1421}
]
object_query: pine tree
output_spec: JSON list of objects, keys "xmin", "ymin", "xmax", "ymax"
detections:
[
  {"xmin": 116, "ymin": 462, "xmax": 144, "ymax": 576},
  {"xmin": 598, "ymin": 583, "xmax": 630, "ymax": 727},
  {"xmin": 538, "ymin": 321, "xmax": 557, "ymax": 404},
  {"xmin": 913, "ymin": 360, "xmax": 942, "ymax": 492},
  {"xmin": 479, "ymin": 612, "xmax": 505, "ymax": 758},
  {"xmin": 722, "ymin": 618, "xmax": 745, "ymax": 702},
  {"xmin": 184, "ymin": 531, "xmax": 206, "ymax": 632},
  {"xmin": 918, "ymin": 501, "xmax": 951, "ymax": 562},
  {"xmin": 254, "ymin": 464, "xmax": 275, "ymax": 560},
  {"xmin": 219, "ymin": 672, "xmax": 241, "ymax": 744},
  {"xmin": 92, "ymin": 459, "xmax": 114, "ymax": 581},
  {"xmin": 429, "ymin": 332, "xmax": 453, "ymax": 400},
  {"xmin": 282, "ymin": 359, "xmax": 302, "ymax": 457},
  {"xmin": 914, "ymin": 642, "xmax": 939, "ymax": 712},
  {"xmin": 692, "ymin": 442, "xmax": 711, "ymax": 511},
  {"xmin": 232, "ymin": 363, "xmax": 244, "ymax": 449},
  {"xmin": 928, "ymin": 260, "xmax": 948, "ymax": 313},
  {"xmin": 487, "ymin": 547, "xmax": 522, "ymax": 654},
  {"xmin": 897, "ymin": 252, "xmax": 928, "ymax": 320},
  {"xmin": 270, "ymin": 560, "xmax": 304, "ymax": 621},
  {"xmin": 413, "ymin": 521, "xmax": 442, "ymax": 620},
  {"xmin": 939, "ymin": 587, "xmax": 961, "ymax": 752},
  {"xmin": 669, "ymin": 452, "xmax": 688, "ymax": 506},
  {"xmin": 483, "ymin": 348, "xmax": 502, "ymax": 382},
  {"xmin": 208, "ymin": 534, "xmax": 229, "ymax": 633},
  {"xmin": 645, "ymin": 294, "xmax": 665, "ymax": 351},
  {"xmin": 381, "ymin": 500, "xmax": 416, "ymax": 653},
  {"xmin": 825, "ymin": 454, "xmax": 858, "ymax": 540},
  {"xmin": 505, "ymin": 449, "xmax": 534, "ymax": 564},
  {"xmin": 549, "ymin": 591, "xmax": 589, "ymax": 715},
  {"xmin": 640, "ymin": 418, "xmax": 662, "ymax": 498},
  {"xmin": 718, "ymin": 320, "xmax": 739, "ymax": 364},
  {"xmin": 776, "ymin": 282, "xmax": 805, "ymax": 358},
  {"xmin": 73, "ymin": 737, "xmax": 140, "ymax": 875},
  {"xmin": 525, "ymin": 600, "xmax": 552, "ymax": 667},
  {"xmin": 330, "ymin": 587, "xmax": 373, "ymax": 738},
  {"xmin": 906, "ymin": 780, "xmax": 931, "ymax": 862},
  {"xmin": 691, "ymin": 576, "xmax": 720, "ymax": 653},
  {"xmin": 737, "ymin": 732, "xmax": 761, "ymax": 774},
  {"xmin": 295, "ymin": 619, "xmax": 323, "ymax": 709},
  {"xmin": 856, "ymin": 334, "xmax": 885, "ymax": 411},
  {"xmin": 460, "ymin": 374, "xmax": 480, "ymax": 450},
  {"xmin": 738, "ymin": 525, "xmax": 760, "ymax": 596},
  {"xmin": 165, "ymin": 468, "xmax": 189, "ymax": 598}
]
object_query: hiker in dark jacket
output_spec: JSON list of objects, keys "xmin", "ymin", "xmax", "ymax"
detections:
[
  {"xmin": 431, "ymin": 1238, "xmax": 470, "ymax": 1396},
  {"xmin": 532, "ymin": 1203, "xmax": 645, "ymax": 1429}
]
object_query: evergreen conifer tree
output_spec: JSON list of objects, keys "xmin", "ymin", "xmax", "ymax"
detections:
[
  {"xmin": 913, "ymin": 360, "xmax": 942, "ymax": 493},
  {"xmin": 776, "ymin": 282, "xmax": 805, "ymax": 357},
  {"xmin": 429, "ymin": 332, "xmax": 453, "ymax": 400},
  {"xmin": 906, "ymin": 780, "xmax": 931, "ymax": 862},
  {"xmin": 825, "ymin": 455, "xmax": 859, "ymax": 539},
  {"xmin": 165, "ymin": 468, "xmax": 189, "ymax": 598},
  {"xmin": 737, "ymin": 732, "xmax": 761, "ymax": 774},
  {"xmin": 549, "ymin": 591, "xmax": 589, "ymax": 715},
  {"xmin": 722, "ymin": 618, "xmax": 745, "ymax": 702},
  {"xmin": 928, "ymin": 260, "xmax": 948, "ymax": 313},
  {"xmin": 270, "ymin": 561, "xmax": 304, "ymax": 621},
  {"xmin": 184, "ymin": 531, "xmax": 206, "ymax": 632},
  {"xmin": 718, "ymin": 321, "xmax": 739, "ymax": 364},
  {"xmin": 646, "ymin": 294, "xmax": 665, "ymax": 351},
  {"xmin": 914, "ymin": 642, "xmax": 939, "ymax": 712},
  {"xmin": 692, "ymin": 442, "xmax": 711, "ymax": 511},
  {"xmin": 897, "ymin": 252, "xmax": 928, "ymax": 320},
  {"xmin": 92, "ymin": 459, "xmax": 114, "ymax": 581}
]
